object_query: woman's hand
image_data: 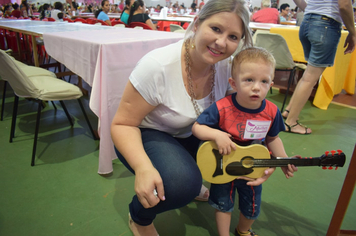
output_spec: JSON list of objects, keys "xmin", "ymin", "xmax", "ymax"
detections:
[
  {"xmin": 237, "ymin": 167, "xmax": 276, "ymax": 186},
  {"xmin": 134, "ymin": 166, "xmax": 165, "ymax": 208}
]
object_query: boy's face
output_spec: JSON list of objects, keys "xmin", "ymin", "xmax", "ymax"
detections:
[{"xmin": 229, "ymin": 59, "xmax": 274, "ymax": 110}]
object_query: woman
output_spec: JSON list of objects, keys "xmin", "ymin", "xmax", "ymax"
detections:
[
  {"xmin": 111, "ymin": 0, "xmax": 253, "ymax": 235},
  {"xmin": 39, "ymin": 3, "xmax": 51, "ymax": 20},
  {"xmin": 20, "ymin": 0, "xmax": 32, "ymax": 18},
  {"xmin": 120, "ymin": 0, "xmax": 134, "ymax": 24},
  {"xmin": 127, "ymin": 0, "xmax": 156, "ymax": 29},
  {"xmin": 94, "ymin": 0, "xmax": 112, "ymax": 26}
]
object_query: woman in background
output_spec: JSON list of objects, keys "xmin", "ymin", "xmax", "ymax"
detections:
[
  {"xmin": 128, "ymin": 0, "xmax": 156, "ymax": 29},
  {"xmin": 120, "ymin": 0, "xmax": 134, "ymax": 24},
  {"xmin": 95, "ymin": 0, "xmax": 112, "ymax": 26}
]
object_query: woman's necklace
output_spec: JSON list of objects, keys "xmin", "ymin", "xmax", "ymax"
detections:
[{"xmin": 184, "ymin": 39, "xmax": 216, "ymax": 117}]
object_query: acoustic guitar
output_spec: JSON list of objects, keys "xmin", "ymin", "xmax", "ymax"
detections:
[{"xmin": 197, "ymin": 141, "xmax": 346, "ymax": 184}]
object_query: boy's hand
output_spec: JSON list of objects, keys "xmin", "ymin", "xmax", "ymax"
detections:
[
  {"xmin": 214, "ymin": 132, "xmax": 236, "ymax": 155},
  {"xmin": 237, "ymin": 167, "xmax": 276, "ymax": 186},
  {"xmin": 281, "ymin": 156, "xmax": 299, "ymax": 178}
]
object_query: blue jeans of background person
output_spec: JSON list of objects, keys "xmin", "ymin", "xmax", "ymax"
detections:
[
  {"xmin": 299, "ymin": 13, "xmax": 342, "ymax": 68},
  {"xmin": 209, "ymin": 180, "xmax": 262, "ymax": 220},
  {"xmin": 115, "ymin": 128, "xmax": 202, "ymax": 226}
]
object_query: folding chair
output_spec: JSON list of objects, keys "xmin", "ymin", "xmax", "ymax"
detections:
[
  {"xmin": 0, "ymin": 49, "xmax": 97, "ymax": 166},
  {"xmin": 254, "ymin": 31, "xmax": 306, "ymax": 112}
]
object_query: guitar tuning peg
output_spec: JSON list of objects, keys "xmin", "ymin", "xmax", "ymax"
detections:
[
  {"xmin": 328, "ymin": 166, "xmax": 333, "ymax": 170},
  {"xmin": 322, "ymin": 166, "xmax": 327, "ymax": 170},
  {"xmin": 325, "ymin": 151, "xmax": 329, "ymax": 156},
  {"xmin": 331, "ymin": 150, "xmax": 336, "ymax": 156},
  {"xmin": 337, "ymin": 149, "xmax": 342, "ymax": 154},
  {"xmin": 335, "ymin": 167, "xmax": 339, "ymax": 170}
]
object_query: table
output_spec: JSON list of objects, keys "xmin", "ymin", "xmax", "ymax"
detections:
[
  {"xmin": 42, "ymin": 28, "xmax": 184, "ymax": 174},
  {"xmin": 249, "ymin": 22, "xmax": 298, "ymax": 30},
  {"xmin": 270, "ymin": 27, "xmax": 356, "ymax": 110},
  {"xmin": 0, "ymin": 20, "xmax": 108, "ymax": 66}
]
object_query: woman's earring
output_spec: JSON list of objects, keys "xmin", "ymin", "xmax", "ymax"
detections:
[{"xmin": 191, "ymin": 44, "xmax": 195, "ymax": 49}]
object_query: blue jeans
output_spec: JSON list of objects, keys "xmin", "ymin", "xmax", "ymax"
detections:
[
  {"xmin": 299, "ymin": 13, "xmax": 342, "ymax": 67},
  {"xmin": 209, "ymin": 180, "xmax": 262, "ymax": 220},
  {"xmin": 115, "ymin": 128, "xmax": 202, "ymax": 226}
]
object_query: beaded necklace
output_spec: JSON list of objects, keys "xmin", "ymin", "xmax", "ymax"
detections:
[{"xmin": 184, "ymin": 39, "xmax": 216, "ymax": 117}]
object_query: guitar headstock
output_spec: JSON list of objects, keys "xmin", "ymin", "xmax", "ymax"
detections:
[{"xmin": 320, "ymin": 150, "xmax": 346, "ymax": 169}]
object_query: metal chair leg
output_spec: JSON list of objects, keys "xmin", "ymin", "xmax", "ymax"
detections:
[
  {"xmin": 9, "ymin": 95, "xmax": 19, "ymax": 143},
  {"xmin": 281, "ymin": 67, "xmax": 296, "ymax": 113},
  {"xmin": 77, "ymin": 99, "xmax": 98, "ymax": 140},
  {"xmin": 1, "ymin": 80, "xmax": 7, "ymax": 121},
  {"xmin": 59, "ymin": 100, "xmax": 73, "ymax": 127},
  {"xmin": 31, "ymin": 100, "xmax": 42, "ymax": 166}
]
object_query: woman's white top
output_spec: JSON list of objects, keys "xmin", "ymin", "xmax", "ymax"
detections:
[{"xmin": 130, "ymin": 39, "xmax": 232, "ymax": 138}]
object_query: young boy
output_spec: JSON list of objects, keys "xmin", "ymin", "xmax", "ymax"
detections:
[{"xmin": 192, "ymin": 47, "xmax": 297, "ymax": 236}]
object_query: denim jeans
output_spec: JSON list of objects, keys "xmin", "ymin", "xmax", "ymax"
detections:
[
  {"xmin": 115, "ymin": 128, "xmax": 202, "ymax": 226},
  {"xmin": 209, "ymin": 180, "xmax": 262, "ymax": 220},
  {"xmin": 299, "ymin": 13, "xmax": 342, "ymax": 67}
]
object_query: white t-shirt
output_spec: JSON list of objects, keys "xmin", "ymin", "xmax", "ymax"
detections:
[
  {"xmin": 130, "ymin": 39, "xmax": 232, "ymax": 138},
  {"xmin": 50, "ymin": 9, "xmax": 62, "ymax": 21},
  {"xmin": 304, "ymin": 0, "xmax": 342, "ymax": 24}
]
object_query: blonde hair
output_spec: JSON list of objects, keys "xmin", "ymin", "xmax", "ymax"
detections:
[
  {"xmin": 231, "ymin": 47, "xmax": 276, "ymax": 79},
  {"xmin": 261, "ymin": 0, "xmax": 271, "ymax": 7},
  {"xmin": 184, "ymin": 0, "xmax": 252, "ymax": 49}
]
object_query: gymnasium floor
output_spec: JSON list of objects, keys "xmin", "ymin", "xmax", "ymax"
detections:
[{"xmin": 1, "ymin": 79, "xmax": 355, "ymax": 236}]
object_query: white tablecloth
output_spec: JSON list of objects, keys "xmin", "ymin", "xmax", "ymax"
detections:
[{"xmin": 43, "ymin": 28, "xmax": 184, "ymax": 174}]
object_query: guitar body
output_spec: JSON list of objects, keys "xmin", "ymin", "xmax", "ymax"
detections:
[{"xmin": 197, "ymin": 141, "xmax": 271, "ymax": 184}]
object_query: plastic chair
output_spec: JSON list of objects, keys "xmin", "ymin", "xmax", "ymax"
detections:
[
  {"xmin": 170, "ymin": 24, "xmax": 184, "ymax": 32},
  {"xmin": 63, "ymin": 18, "xmax": 74, "ymax": 23},
  {"xmin": 0, "ymin": 49, "xmax": 97, "ymax": 166},
  {"xmin": 112, "ymin": 21, "xmax": 128, "ymax": 27},
  {"xmin": 128, "ymin": 22, "xmax": 153, "ymax": 30},
  {"xmin": 96, "ymin": 19, "xmax": 109, "ymax": 26},
  {"xmin": 47, "ymin": 17, "xmax": 56, "ymax": 22},
  {"xmin": 74, "ymin": 18, "xmax": 87, "ymax": 24},
  {"xmin": 254, "ymin": 31, "xmax": 306, "ymax": 112}
]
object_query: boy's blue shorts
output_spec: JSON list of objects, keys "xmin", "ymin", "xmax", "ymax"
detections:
[{"xmin": 208, "ymin": 179, "xmax": 262, "ymax": 220}]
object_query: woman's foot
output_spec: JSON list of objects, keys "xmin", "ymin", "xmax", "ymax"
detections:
[
  {"xmin": 281, "ymin": 109, "xmax": 290, "ymax": 119},
  {"xmin": 129, "ymin": 213, "xmax": 159, "ymax": 236},
  {"xmin": 284, "ymin": 121, "xmax": 312, "ymax": 134},
  {"xmin": 194, "ymin": 184, "xmax": 209, "ymax": 201}
]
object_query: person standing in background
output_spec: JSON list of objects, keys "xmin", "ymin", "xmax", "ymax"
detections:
[{"xmin": 282, "ymin": 0, "xmax": 356, "ymax": 134}]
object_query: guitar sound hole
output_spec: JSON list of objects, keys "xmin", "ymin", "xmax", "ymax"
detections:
[{"xmin": 241, "ymin": 156, "xmax": 254, "ymax": 168}]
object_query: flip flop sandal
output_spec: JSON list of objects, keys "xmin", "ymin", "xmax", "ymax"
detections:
[{"xmin": 284, "ymin": 121, "xmax": 311, "ymax": 135}]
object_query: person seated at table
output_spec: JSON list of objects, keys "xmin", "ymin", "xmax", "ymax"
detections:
[
  {"xmin": 11, "ymin": 3, "xmax": 21, "ymax": 18},
  {"xmin": 94, "ymin": 0, "xmax": 112, "ymax": 25},
  {"xmin": 57, "ymin": 12, "xmax": 64, "ymax": 21},
  {"xmin": 251, "ymin": 0, "xmax": 280, "ymax": 24},
  {"xmin": 295, "ymin": 6, "xmax": 304, "ymax": 26},
  {"xmin": 20, "ymin": 0, "xmax": 32, "ymax": 18},
  {"xmin": 39, "ymin": 3, "xmax": 51, "ymax": 20},
  {"xmin": 2, "ymin": 5, "xmax": 12, "ymax": 18},
  {"xmin": 51, "ymin": 2, "xmax": 69, "ymax": 21},
  {"xmin": 120, "ymin": 0, "xmax": 134, "ymax": 25},
  {"xmin": 128, "ymin": 0, "xmax": 156, "ymax": 29},
  {"xmin": 279, "ymin": 3, "xmax": 291, "ymax": 22}
]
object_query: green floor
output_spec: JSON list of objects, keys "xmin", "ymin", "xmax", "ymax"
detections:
[{"xmin": 1, "ymin": 82, "xmax": 355, "ymax": 236}]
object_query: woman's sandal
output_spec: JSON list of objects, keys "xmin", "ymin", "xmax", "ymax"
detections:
[
  {"xmin": 284, "ymin": 121, "xmax": 311, "ymax": 135},
  {"xmin": 194, "ymin": 184, "xmax": 209, "ymax": 201}
]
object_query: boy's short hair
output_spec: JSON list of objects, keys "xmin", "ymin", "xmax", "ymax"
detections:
[{"xmin": 231, "ymin": 47, "xmax": 276, "ymax": 79}]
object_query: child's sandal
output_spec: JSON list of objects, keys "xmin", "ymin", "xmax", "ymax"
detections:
[{"xmin": 235, "ymin": 228, "xmax": 258, "ymax": 236}]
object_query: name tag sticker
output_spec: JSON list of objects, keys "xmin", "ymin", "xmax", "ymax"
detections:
[{"xmin": 243, "ymin": 120, "xmax": 271, "ymax": 140}]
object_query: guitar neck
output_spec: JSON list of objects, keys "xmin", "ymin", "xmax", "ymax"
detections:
[{"xmin": 253, "ymin": 157, "xmax": 322, "ymax": 167}]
